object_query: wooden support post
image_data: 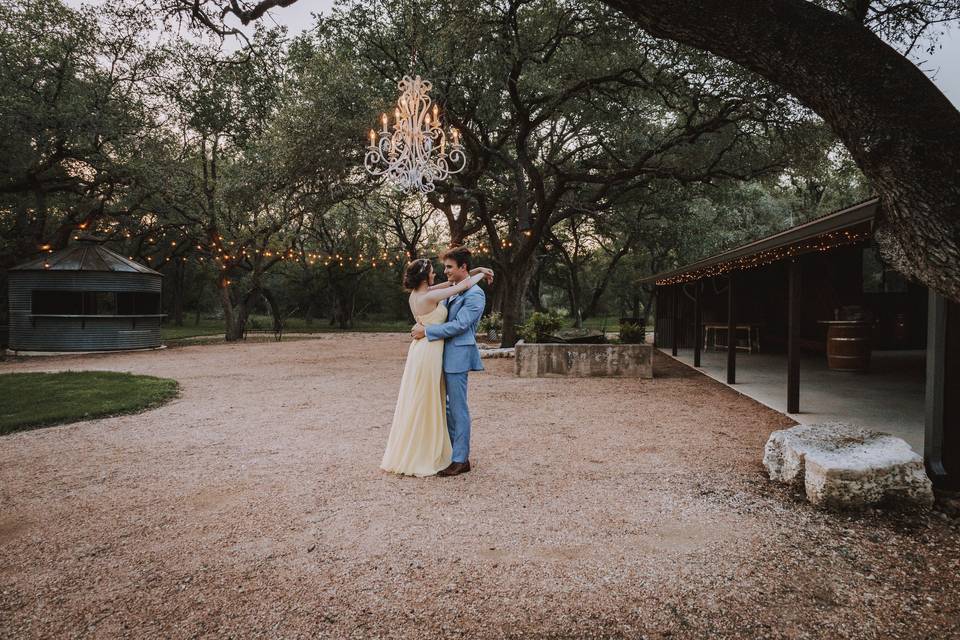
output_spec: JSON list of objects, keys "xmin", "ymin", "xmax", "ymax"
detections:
[
  {"xmin": 671, "ymin": 284, "xmax": 679, "ymax": 357},
  {"xmin": 925, "ymin": 292, "xmax": 960, "ymax": 489},
  {"xmin": 727, "ymin": 273, "xmax": 736, "ymax": 384},
  {"xmin": 787, "ymin": 259, "xmax": 801, "ymax": 413},
  {"xmin": 693, "ymin": 280, "xmax": 702, "ymax": 367}
]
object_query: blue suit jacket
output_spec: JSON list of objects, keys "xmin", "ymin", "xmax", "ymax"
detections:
[{"xmin": 425, "ymin": 285, "xmax": 485, "ymax": 374}]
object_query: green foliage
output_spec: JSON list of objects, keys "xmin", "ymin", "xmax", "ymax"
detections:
[
  {"xmin": 0, "ymin": 0, "xmax": 878, "ymax": 339},
  {"xmin": 618, "ymin": 321, "xmax": 646, "ymax": 344},
  {"xmin": 478, "ymin": 312, "xmax": 503, "ymax": 334},
  {"xmin": 519, "ymin": 310, "xmax": 564, "ymax": 343},
  {"xmin": 0, "ymin": 0, "xmax": 167, "ymax": 266},
  {"xmin": 0, "ymin": 372, "xmax": 178, "ymax": 435}
]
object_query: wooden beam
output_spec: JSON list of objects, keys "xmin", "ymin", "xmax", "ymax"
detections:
[
  {"xmin": 727, "ymin": 273, "xmax": 736, "ymax": 384},
  {"xmin": 694, "ymin": 280, "xmax": 702, "ymax": 367},
  {"xmin": 925, "ymin": 292, "xmax": 960, "ymax": 489},
  {"xmin": 671, "ymin": 284, "xmax": 679, "ymax": 357},
  {"xmin": 787, "ymin": 259, "xmax": 801, "ymax": 413}
]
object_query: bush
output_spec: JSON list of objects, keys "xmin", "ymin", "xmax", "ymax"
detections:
[
  {"xmin": 478, "ymin": 312, "xmax": 503, "ymax": 334},
  {"xmin": 520, "ymin": 311, "xmax": 564, "ymax": 343},
  {"xmin": 618, "ymin": 321, "xmax": 646, "ymax": 344}
]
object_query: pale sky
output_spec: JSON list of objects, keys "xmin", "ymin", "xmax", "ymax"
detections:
[{"xmin": 67, "ymin": 0, "xmax": 960, "ymax": 108}]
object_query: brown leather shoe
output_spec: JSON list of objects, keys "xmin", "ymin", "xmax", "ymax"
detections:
[{"xmin": 437, "ymin": 461, "xmax": 471, "ymax": 477}]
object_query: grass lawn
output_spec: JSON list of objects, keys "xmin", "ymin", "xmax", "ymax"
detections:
[
  {"xmin": 161, "ymin": 314, "xmax": 632, "ymax": 342},
  {"xmin": 159, "ymin": 315, "xmax": 644, "ymax": 348},
  {"xmin": 574, "ymin": 316, "xmax": 624, "ymax": 331},
  {"xmin": 0, "ymin": 371, "xmax": 179, "ymax": 435},
  {"xmin": 161, "ymin": 316, "xmax": 412, "ymax": 341}
]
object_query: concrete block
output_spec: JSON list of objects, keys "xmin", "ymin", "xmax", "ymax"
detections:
[{"xmin": 514, "ymin": 340, "xmax": 653, "ymax": 378}]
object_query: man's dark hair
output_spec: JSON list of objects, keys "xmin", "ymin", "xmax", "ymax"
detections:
[{"xmin": 440, "ymin": 246, "xmax": 472, "ymax": 270}]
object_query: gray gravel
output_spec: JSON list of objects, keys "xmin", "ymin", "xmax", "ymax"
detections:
[{"xmin": 1, "ymin": 334, "xmax": 958, "ymax": 639}]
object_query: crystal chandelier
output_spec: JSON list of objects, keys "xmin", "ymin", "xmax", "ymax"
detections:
[{"xmin": 364, "ymin": 75, "xmax": 466, "ymax": 194}]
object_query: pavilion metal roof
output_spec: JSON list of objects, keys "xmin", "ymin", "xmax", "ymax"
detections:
[
  {"xmin": 640, "ymin": 197, "xmax": 880, "ymax": 285},
  {"xmin": 10, "ymin": 242, "xmax": 161, "ymax": 275}
]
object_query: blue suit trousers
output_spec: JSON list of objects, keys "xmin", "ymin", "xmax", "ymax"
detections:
[{"xmin": 444, "ymin": 371, "xmax": 471, "ymax": 462}]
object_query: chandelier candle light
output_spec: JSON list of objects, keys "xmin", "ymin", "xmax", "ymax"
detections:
[{"xmin": 364, "ymin": 75, "xmax": 466, "ymax": 193}]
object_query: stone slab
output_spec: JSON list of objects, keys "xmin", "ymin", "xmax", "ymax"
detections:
[{"xmin": 763, "ymin": 422, "xmax": 933, "ymax": 509}]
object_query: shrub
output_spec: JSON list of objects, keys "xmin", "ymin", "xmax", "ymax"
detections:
[
  {"xmin": 619, "ymin": 321, "xmax": 646, "ymax": 344},
  {"xmin": 520, "ymin": 311, "xmax": 564, "ymax": 343},
  {"xmin": 478, "ymin": 312, "xmax": 503, "ymax": 334}
]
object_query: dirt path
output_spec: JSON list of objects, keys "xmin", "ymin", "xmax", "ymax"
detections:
[{"xmin": 1, "ymin": 335, "xmax": 958, "ymax": 639}]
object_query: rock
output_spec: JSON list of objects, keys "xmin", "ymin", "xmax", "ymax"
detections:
[{"xmin": 763, "ymin": 423, "xmax": 934, "ymax": 510}]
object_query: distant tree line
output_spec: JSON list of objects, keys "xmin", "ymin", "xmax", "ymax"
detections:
[{"xmin": 1, "ymin": 0, "xmax": 879, "ymax": 344}]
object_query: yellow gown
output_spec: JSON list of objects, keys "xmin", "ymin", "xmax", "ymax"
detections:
[{"xmin": 380, "ymin": 304, "xmax": 453, "ymax": 477}]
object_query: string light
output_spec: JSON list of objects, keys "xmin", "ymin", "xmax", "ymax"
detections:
[
  {"xmin": 105, "ymin": 228, "xmax": 496, "ymax": 274},
  {"xmin": 656, "ymin": 228, "xmax": 870, "ymax": 285}
]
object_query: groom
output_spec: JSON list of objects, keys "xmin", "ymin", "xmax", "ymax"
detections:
[{"xmin": 411, "ymin": 246, "xmax": 490, "ymax": 477}]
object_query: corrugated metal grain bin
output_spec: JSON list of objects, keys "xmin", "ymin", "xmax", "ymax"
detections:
[{"xmin": 7, "ymin": 242, "xmax": 164, "ymax": 353}]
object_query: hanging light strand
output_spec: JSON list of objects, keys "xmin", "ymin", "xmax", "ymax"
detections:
[{"xmin": 655, "ymin": 228, "xmax": 871, "ymax": 286}]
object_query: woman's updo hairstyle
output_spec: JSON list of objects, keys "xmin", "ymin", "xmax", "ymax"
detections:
[{"xmin": 403, "ymin": 258, "xmax": 432, "ymax": 291}]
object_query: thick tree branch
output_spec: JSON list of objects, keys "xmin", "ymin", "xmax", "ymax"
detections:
[{"xmin": 602, "ymin": 0, "xmax": 960, "ymax": 300}]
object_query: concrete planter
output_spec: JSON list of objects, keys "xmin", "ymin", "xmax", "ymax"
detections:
[{"xmin": 514, "ymin": 340, "xmax": 653, "ymax": 378}]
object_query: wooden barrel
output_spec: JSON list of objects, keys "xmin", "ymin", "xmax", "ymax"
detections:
[{"xmin": 825, "ymin": 321, "xmax": 871, "ymax": 371}]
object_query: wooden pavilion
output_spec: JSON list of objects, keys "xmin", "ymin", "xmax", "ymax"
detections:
[{"xmin": 643, "ymin": 198, "xmax": 959, "ymax": 489}]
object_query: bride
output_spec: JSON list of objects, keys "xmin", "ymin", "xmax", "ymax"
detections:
[{"xmin": 380, "ymin": 258, "xmax": 493, "ymax": 477}]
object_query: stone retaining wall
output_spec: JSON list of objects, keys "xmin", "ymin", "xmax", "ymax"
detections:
[{"xmin": 514, "ymin": 341, "xmax": 653, "ymax": 378}]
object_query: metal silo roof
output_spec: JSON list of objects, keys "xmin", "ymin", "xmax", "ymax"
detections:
[{"xmin": 10, "ymin": 242, "xmax": 161, "ymax": 275}]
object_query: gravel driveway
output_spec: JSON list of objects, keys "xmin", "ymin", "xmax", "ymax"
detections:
[{"xmin": 1, "ymin": 334, "xmax": 958, "ymax": 639}]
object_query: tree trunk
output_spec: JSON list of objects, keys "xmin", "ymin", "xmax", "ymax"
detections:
[
  {"xmin": 261, "ymin": 286, "xmax": 282, "ymax": 333},
  {"xmin": 194, "ymin": 279, "xmax": 205, "ymax": 326},
  {"xmin": 304, "ymin": 298, "xmax": 315, "ymax": 326},
  {"xmin": 332, "ymin": 280, "xmax": 357, "ymax": 329},
  {"xmin": 498, "ymin": 258, "xmax": 539, "ymax": 347},
  {"xmin": 229, "ymin": 301, "xmax": 252, "ymax": 341},
  {"xmin": 218, "ymin": 277, "xmax": 239, "ymax": 341},
  {"xmin": 172, "ymin": 260, "xmax": 185, "ymax": 326},
  {"xmin": 219, "ymin": 274, "xmax": 262, "ymax": 341},
  {"xmin": 526, "ymin": 262, "xmax": 546, "ymax": 312},
  {"xmin": 333, "ymin": 294, "xmax": 353, "ymax": 329},
  {"xmin": 644, "ymin": 286, "xmax": 658, "ymax": 328},
  {"xmin": 490, "ymin": 278, "xmax": 506, "ymax": 320},
  {"xmin": 500, "ymin": 282, "xmax": 525, "ymax": 347},
  {"xmin": 639, "ymin": 284, "xmax": 657, "ymax": 327},
  {"xmin": 565, "ymin": 268, "xmax": 583, "ymax": 329},
  {"xmin": 603, "ymin": 0, "xmax": 960, "ymax": 301},
  {"xmin": 229, "ymin": 287, "xmax": 260, "ymax": 341},
  {"xmin": 584, "ymin": 245, "xmax": 632, "ymax": 319}
]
